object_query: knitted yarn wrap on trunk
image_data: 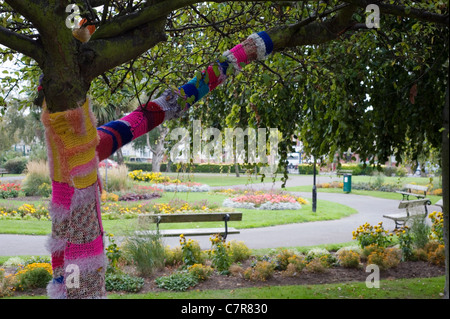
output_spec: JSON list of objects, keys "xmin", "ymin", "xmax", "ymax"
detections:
[
  {"xmin": 40, "ymin": 30, "xmax": 273, "ymax": 299},
  {"xmin": 42, "ymin": 99, "xmax": 106, "ymax": 299}
]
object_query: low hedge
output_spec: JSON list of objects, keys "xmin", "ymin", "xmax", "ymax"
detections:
[{"xmin": 125, "ymin": 162, "xmax": 284, "ymax": 174}]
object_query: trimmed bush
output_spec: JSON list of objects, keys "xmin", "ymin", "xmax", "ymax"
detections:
[{"xmin": 4, "ymin": 157, "xmax": 28, "ymax": 174}]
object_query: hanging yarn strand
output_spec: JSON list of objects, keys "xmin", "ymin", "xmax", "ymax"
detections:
[{"xmin": 96, "ymin": 31, "xmax": 274, "ymax": 161}]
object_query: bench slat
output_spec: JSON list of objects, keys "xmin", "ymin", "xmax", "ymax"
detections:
[
  {"xmin": 137, "ymin": 227, "xmax": 240, "ymax": 237},
  {"xmin": 138, "ymin": 212, "xmax": 242, "ymax": 224},
  {"xmin": 404, "ymin": 184, "xmax": 428, "ymax": 192},
  {"xmin": 398, "ymin": 199, "xmax": 431, "ymax": 209}
]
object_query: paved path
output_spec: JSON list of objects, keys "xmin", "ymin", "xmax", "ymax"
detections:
[{"xmin": 0, "ymin": 174, "xmax": 442, "ymax": 255}]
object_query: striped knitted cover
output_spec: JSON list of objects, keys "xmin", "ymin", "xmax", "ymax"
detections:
[
  {"xmin": 96, "ymin": 31, "xmax": 273, "ymax": 161},
  {"xmin": 43, "ymin": 31, "xmax": 273, "ymax": 299}
]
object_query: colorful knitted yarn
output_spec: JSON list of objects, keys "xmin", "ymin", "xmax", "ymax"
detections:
[
  {"xmin": 42, "ymin": 99, "xmax": 99, "ymax": 189},
  {"xmin": 43, "ymin": 100, "xmax": 106, "ymax": 299}
]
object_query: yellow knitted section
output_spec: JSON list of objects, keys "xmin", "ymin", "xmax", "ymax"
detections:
[{"xmin": 42, "ymin": 99, "xmax": 99, "ymax": 188}]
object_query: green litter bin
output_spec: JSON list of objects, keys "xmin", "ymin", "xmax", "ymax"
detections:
[{"xmin": 343, "ymin": 173, "xmax": 352, "ymax": 193}]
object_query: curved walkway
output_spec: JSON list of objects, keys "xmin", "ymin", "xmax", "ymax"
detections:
[{"xmin": 0, "ymin": 175, "xmax": 442, "ymax": 255}]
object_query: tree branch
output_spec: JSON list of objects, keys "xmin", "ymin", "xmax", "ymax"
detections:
[
  {"xmin": 267, "ymin": 3, "xmax": 357, "ymax": 50},
  {"xmin": 90, "ymin": 0, "xmax": 199, "ymax": 40},
  {"xmin": 0, "ymin": 26, "xmax": 44, "ymax": 63},
  {"xmin": 343, "ymin": 0, "xmax": 449, "ymax": 26},
  {"xmin": 4, "ymin": 0, "xmax": 56, "ymax": 38},
  {"xmin": 80, "ymin": 17, "xmax": 167, "ymax": 81}
]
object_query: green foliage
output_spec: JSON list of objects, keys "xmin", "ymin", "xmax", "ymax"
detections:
[
  {"xmin": 122, "ymin": 230, "xmax": 165, "ymax": 276},
  {"xmin": 21, "ymin": 161, "xmax": 51, "ymax": 196},
  {"xmin": 228, "ymin": 240, "xmax": 251, "ymax": 263},
  {"xmin": 4, "ymin": 157, "xmax": 27, "ymax": 174},
  {"xmin": 208, "ymin": 234, "xmax": 231, "ymax": 275},
  {"xmin": 155, "ymin": 271, "xmax": 198, "ymax": 292},
  {"xmin": 105, "ymin": 272, "xmax": 144, "ymax": 293},
  {"xmin": 179, "ymin": 235, "xmax": 205, "ymax": 267}
]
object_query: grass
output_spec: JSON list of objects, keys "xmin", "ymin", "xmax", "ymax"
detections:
[
  {"xmin": 110, "ymin": 276, "xmax": 446, "ymax": 299},
  {"xmin": 3, "ymin": 276, "xmax": 445, "ymax": 300},
  {"xmin": 0, "ymin": 191, "xmax": 356, "ymax": 235}
]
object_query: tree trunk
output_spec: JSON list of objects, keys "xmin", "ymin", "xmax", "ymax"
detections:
[
  {"xmin": 442, "ymin": 85, "xmax": 449, "ymax": 299},
  {"xmin": 43, "ymin": 97, "xmax": 107, "ymax": 299}
]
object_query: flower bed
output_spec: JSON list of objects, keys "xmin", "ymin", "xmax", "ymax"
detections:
[
  {"xmin": 0, "ymin": 203, "xmax": 50, "ymax": 220},
  {"xmin": 128, "ymin": 170, "xmax": 180, "ymax": 183},
  {"xmin": 223, "ymin": 191, "xmax": 307, "ymax": 210},
  {"xmin": 0, "ymin": 183, "xmax": 21, "ymax": 199},
  {"xmin": 152, "ymin": 182, "xmax": 210, "ymax": 192}
]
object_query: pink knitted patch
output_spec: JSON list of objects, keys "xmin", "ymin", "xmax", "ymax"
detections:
[
  {"xmin": 52, "ymin": 251, "xmax": 65, "ymax": 269},
  {"xmin": 230, "ymin": 44, "xmax": 249, "ymax": 67},
  {"xmin": 65, "ymin": 235, "xmax": 104, "ymax": 260},
  {"xmin": 207, "ymin": 65, "xmax": 221, "ymax": 90},
  {"xmin": 121, "ymin": 111, "xmax": 148, "ymax": 138},
  {"xmin": 51, "ymin": 181, "xmax": 75, "ymax": 210}
]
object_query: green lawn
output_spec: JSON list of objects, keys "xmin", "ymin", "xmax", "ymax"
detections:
[{"xmin": 5, "ymin": 276, "xmax": 445, "ymax": 299}]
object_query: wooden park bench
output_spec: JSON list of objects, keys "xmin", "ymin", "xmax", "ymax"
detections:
[
  {"xmin": 0, "ymin": 168, "xmax": 9, "ymax": 177},
  {"xmin": 137, "ymin": 212, "xmax": 242, "ymax": 240},
  {"xmin": 383, "ymin": 198, "xmax": 431, "ymax": 229},
  {"xmin": 396, "ymin": 184, "xmax": 428, "ymax": 200}
]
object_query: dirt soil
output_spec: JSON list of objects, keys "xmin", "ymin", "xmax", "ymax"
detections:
[
  {"xmin": 4, "ymin": 259, "xmax": 445, "ymax": 298},
  {"xmin": 139, "ymin": 260, "xmax": 445, "ymax": 294}
]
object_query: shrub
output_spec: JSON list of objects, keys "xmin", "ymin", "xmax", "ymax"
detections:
[
  {"xmin": 274, "ymin": 249, "xmax": 296, "ymax": 271},
  {"xmin": 410, "ymin": 216, "xmax": 430, "ymax": 249},
  {"xmin": 337, "ymin": 250, "xmax": 362, "ymax": 268},
  {"xmin": 100, "ymin": 164, "xmax": 133, "ymax": 192},
  {"xmin": 287, "ymin": 255, "xmax": 307, "ymax": 272},
  {"xmin": 209, "ymin": 234, "xmax": 231, "ymax": 274},
  {"xmin": 105, "ymin": 272, "xmax": 144, "ymax": 292},
  {"xmin": 164, "ymin": 246, "xmax": 183, "ymax": 266},
  {"xmin": 228, "ymin": 240, "xmax": 251, "ymax": 263},
  {"xmin": 155, "ymin": 271, "xmax": 198, "ymax": 291},
  {"xmin": 188, "ymin": 264, "xmax": 214, "ymax": 281},
  {"xmin": 429, "ymin": 211, "xmax": 444, "ymax": 244},
  {"xmin": 122, "ymin": 230, "xmax": 165, "ymax": 276},
  {"xmin": 395, "ymin": 226, "xmax": 415, "ymax": 261},
  {"xmin": 305, "ymin": 258, "xmax": 328, "ymax": 273},
  {"xmin": 244, "ymin": 261, "xmax": 275, "ymax": 281},
  {"xmin": 13, "ymin": 263, "xmax": 53, "ymax": 290},
  {"xmin": 367, "ymin": 247, "xmax": 401, "ymax": 271},
  {"xmin": 229, "ymin": 264, "xmax": 245, "ymax": 277},
  {"xmin": 0, "ymin": 268, "xmax": 13, "ymax": 297},
  {"xmin": 427, "ymin": 244, "xmax": 445, "ymax": 266},
  {"xmin": 180, "ymin": 235, "xmax": 205, "ymax": 266},
  {"xmin": 353, "ymin": 222, "xmax": 392, "ymax": 249},
  {"xmin": 4, "ymin": 157, "xmax": 28, "ymax": 174},
  {"xmin": 21, "ymin": 161, "xmax": 51, "ymax": 196},
  {"xmin": 306, "ymin": 248, "xmax": 331, "ymax": 261}
]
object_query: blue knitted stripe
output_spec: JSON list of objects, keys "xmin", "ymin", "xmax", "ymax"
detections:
[
  {"xmin": 180, "ymin": 83, "xmax": 199, "ymax": 104},
  {"xmin": 103, "ymin": 120, "xmax": 133, "ymax": 145},
  {"xmin": 257, "ymin": 31, "xmax": 273, "ymax": 56}
]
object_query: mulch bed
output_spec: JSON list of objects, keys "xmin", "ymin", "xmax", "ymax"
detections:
[
  {"xmin": 3, "ymin": 260, "xmax": 445, "ymax": 298},
  {"xmin": 137, "ymin": 260, "xmax": 445, "ymax": 294}
]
